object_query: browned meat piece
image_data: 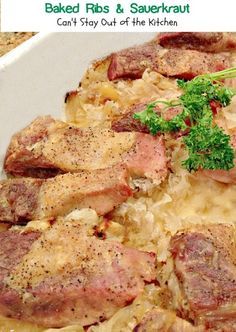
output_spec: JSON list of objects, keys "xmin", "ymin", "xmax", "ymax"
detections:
[
  {"xmin": 4, "ymin": 116, "xmax": 168, "ymax": 184},
  {"xmin": 0, "ymin": 178, "xmax": 43, "ymax": 224},
  {"xmin": 157, "ymin": 32, "xmax": 236, "ymax": 53},
  {"xmin": 4, "ymin": 116, "xmax": 59, "ymax": 178},
  {"xmin": 170, "ymin": 224, "xmax": 236, "ymax": 330},
  {"xmin": 112, "ymin": 103, "xmax": 154, "ymax": 133},
  {"xmin": 154, "ymin": 49, "xmax": 228, "ymax": 80},
  {"xmin": 133, "ymin": 308, "xmax": 203, "ymax": 332},
  {"xmin": 108, "ymin": 42, "xmax": 158, "ymax": 80},
  {"xmin": 108, "ymin": 42, "xmax": 229, "ymax": 81},
  {"xmin": 0, "ymin": 165, "xmax": 132, "ymax": 224},
  {"xmin": 111, "ymin": 102, "xmax": 182, "ymax": 133},
  {"xmin": 0, "ymin": 220, "xmax": 156, "ymax": 327},
  {"xmin": 200, "ymin": 132, "xmax": 236, "ymax": 184}
]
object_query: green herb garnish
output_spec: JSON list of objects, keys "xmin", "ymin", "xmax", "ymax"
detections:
[{"xmin": 133, "ymin": 68, "xmax": 236, "ymax": 172}]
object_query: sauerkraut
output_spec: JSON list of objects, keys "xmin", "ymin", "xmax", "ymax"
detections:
[
  {"xmin": 64, "ymin": 60, "xmax": 236, "ymax": 330},
  {"xmin": 1, "ymin": 47, "xmax": 236, "ymax": 332}
]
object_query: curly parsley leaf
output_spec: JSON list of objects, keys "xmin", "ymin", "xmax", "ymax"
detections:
[
  {"xmin": 177, "ymin": 76, "xmax": 235, "ymax": 109},
  {"xmin": 133, "ymin": 102, "xmax": 188, "ymax": 134},
  {"xmin": 133, "ymin": 67, "xmax": 236, "ymax": 172},
  {"xmin": 182, "ymin": 125, "xmax": 235, "ymax": 172}
]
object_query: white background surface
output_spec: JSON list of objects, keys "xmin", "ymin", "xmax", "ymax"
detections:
[
  {"xmin": 0, "ymin": 32, "xmax": 155, "ymax": 160},
  {"xmin": 1, "ymin": 0, "xmax": 236, "ymax": 32}
]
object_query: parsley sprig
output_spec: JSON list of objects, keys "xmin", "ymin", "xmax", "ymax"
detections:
[{"xmin": 133, "ymin": 68, "xmax": 236, "ymax": 172}]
